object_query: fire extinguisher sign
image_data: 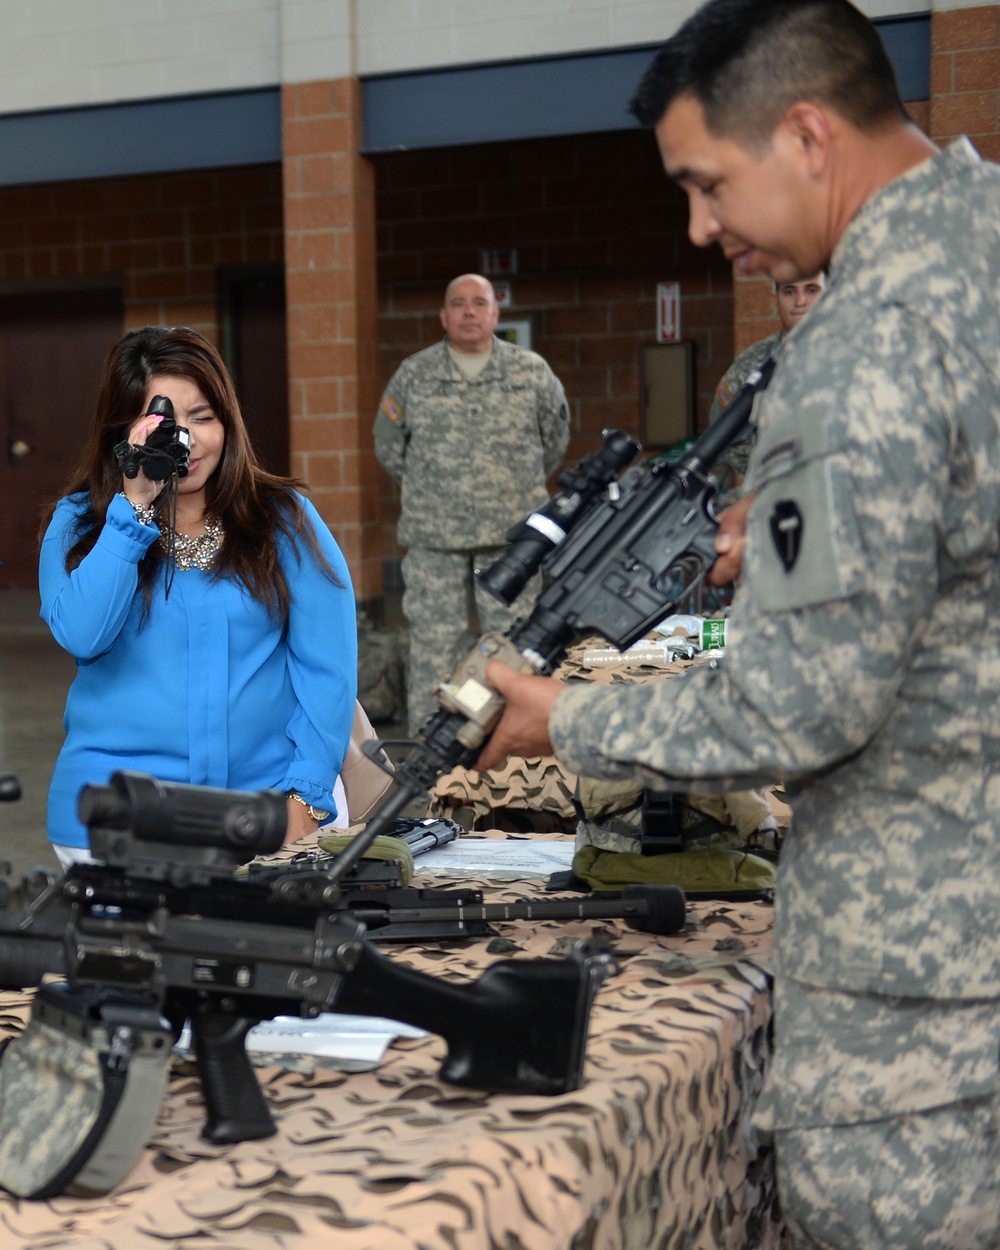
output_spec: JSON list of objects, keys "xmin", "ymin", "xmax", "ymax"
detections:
[{"xmin": 657, "ymin": 281, "xmax": 681, "ymax": 342}]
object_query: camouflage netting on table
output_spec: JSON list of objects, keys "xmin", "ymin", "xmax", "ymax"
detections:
[
  {"xmin": 430, "ymin": 752, "xmax": 579, "ymax": 832},
  {"xmin": 428, "ymin": 636, "xmax": 790, "ymax": 851},
  {"xmin": 0, "ymin": 845, "xmax": 789, "ymax": 1250}
]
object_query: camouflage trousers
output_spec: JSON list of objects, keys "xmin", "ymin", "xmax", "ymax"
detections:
[
  {"xmin": 776, "ymin": 1093, "xmax": 1000, "ymax": 1249},
  {"xmin": 401, "ymin": 546, "xmax": 540, "ymax": 734}
]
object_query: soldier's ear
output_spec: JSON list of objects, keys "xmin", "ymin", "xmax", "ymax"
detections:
[{"xmin": 779, "ymin": 102, "xmax": 832, "ymax": 179}]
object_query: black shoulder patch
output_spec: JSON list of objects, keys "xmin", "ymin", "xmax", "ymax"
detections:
[{"xmin": 769, "ymin": 500, "xmax": 804, "ymax": 572}]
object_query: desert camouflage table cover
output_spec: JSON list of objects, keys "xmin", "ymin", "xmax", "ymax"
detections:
[{"xmin": 0, "ymin": 836, "xmax": 786, "ymax": 1250}]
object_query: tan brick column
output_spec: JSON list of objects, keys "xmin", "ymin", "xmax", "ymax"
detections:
[
  {"xmin": 732, "ymin": 273, "xmax": 778, "ymax": 356},
  {"xmin": 282, "ymin": 77, "xmax": 382, "ymax": 603},
  {"xmin": 931, "ymin": 4, "xmax": 1000, "ymax": 158}
]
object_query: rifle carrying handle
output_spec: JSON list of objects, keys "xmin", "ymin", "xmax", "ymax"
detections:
[{"xmin": 190, "ymin": 1014, "xmax": 277, "ymax": 1144}]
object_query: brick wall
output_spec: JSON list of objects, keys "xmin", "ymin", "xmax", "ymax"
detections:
[
  {"xmin": 282, "ymin": 77, "xmax": 382, "ymax": 601},
  {"xmin": 931, "ymin": 3, "xmax": 1000, "ymax": 161},
  {"xmin": 0, "ymin": 165, "xmax": 284, "ymax": 341},
  {"xmin": 372, "ymin": 129, "xmax": 735, "ymax": 561}
]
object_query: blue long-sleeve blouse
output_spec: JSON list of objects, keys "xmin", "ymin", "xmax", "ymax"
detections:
[{"xmin": 40, "ymin": 491, "xmax": 357, "ymax": 848}]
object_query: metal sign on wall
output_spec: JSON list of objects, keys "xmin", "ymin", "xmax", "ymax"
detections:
[
  {"xmin": 657, "ymin": 282, "xmax": 680, "ymax": 342},
  {"xmin": 482, "ymin": 249, "xmax": 518, "ymax": 276}
]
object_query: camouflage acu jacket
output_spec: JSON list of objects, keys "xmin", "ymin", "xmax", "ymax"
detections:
[
  {"xmin": 708, "ymin": 330, "xmax": 782, "ymax": 427},
  {"xmin": 374, "ymin": 336, "xmax": 570, "ymax": 549},
  {"xmin": 709, "ymin": 331, "xmax": 783, "ymax": 489},
  {"xmin": 551, "ymin": 139, "xmax": 1000, "ymax": 1003}
]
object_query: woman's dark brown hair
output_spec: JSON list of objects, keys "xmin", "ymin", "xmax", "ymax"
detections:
[{"xmin": 42, "ymin": 325, "xmax": 341, "ymax": 623}]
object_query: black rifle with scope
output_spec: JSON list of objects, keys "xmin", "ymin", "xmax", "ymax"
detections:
[
  {"xmin": 0, "ymin": 771, "xmax": 687, "ymax": 1155},
  {"xmin": 327, "ymin": 358, "xmax": 776, "ymax": 884}
]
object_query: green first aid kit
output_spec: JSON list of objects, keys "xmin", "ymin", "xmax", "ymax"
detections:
[{"xmin": 572, "ymin": 842, "xmax": 776, "ymax": 899}]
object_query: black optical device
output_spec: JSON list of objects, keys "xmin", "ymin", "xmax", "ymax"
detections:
[
  {"xmin": 476, "ymin": 428, "xmax": 641, "ymax": 607},
  {"xmin": 78, "ymin": 770, "xmax": 287, "ymax": 883},
  {"xmin": 113, "ymin": 395, "xmax": 191, "ymax": 482}
]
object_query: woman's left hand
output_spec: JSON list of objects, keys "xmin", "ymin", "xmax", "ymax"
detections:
[{"xmin": 284, "ymin": 796, "xmax": 321, "ymax": 845}]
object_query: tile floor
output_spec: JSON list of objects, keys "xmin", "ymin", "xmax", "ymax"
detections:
[{"xmin": 0, "ymin": 589, "xmax": 75, "ymax": 877}]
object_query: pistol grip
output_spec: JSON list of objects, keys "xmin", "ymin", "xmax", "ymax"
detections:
[{"xmin": 190, "ymin": 1013, "xmax": 277, "ymax": 1144}]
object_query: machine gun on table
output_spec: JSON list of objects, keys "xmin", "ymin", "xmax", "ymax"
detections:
[
  {"xmin": 326, "ymin": 358, "xmax": 776, "ymax": 883},
  {"xmin": 0, "ymin": 362, "xmax": 771, "ymax": 1196},
  {"xmin": 0, "ymin": 767, "xmax": 691, "ymax": 1199},
  {"xmin": 0, "ymin": 770, "xmax": 633, "ymax": 1194}
]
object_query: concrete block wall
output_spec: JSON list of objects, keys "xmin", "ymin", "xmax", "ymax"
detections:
[
  {"xmin": 0, "ymin": 0, "xmax": 927, "ymax": 114},
  {"xmin": 0, "ymin": 0, "xmax": 282, "ymax": 113}
]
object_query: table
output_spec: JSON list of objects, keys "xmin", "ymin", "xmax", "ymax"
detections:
[{"xmin": 0, "ymin": 846, "xmax": 786, "ymax": 1250}]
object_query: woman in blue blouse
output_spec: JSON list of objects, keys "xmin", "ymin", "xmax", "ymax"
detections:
[{"xmin": 39, "ymin": 325, "xmax": 357, "ymax": 865}]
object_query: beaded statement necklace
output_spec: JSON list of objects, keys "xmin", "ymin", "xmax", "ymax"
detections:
[{"xmin": 158, "ymin": 517, "xmax": 225, "ymax": 571}]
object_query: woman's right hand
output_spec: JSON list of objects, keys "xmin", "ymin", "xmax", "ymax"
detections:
[{"xmin": 120, "ymin": 413, "xmax": 167, "ymax": 508}]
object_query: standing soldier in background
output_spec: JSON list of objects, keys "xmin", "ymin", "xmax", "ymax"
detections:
[
  {"xmin": 710, "ymin": 272, "xmax": 826, "ymax": 495},
  {"xmin": 478, "ymin": 1, "xmax": 1000, "ymax": 1246},
  {"xmin": 374, "ymin": 273, "xmax": 569, "ymax": 733}
]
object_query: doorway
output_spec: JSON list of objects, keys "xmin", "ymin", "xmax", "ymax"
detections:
[
  {"xmin": 0, "ymin": 285, "xmax": 123, "ymax": 588},
  {"xmin": 219, "ymin": 265, "xmax": 290, "ymax": 476}
]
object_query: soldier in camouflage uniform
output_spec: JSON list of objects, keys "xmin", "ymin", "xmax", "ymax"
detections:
[
  {"xmin": 710, "ymin": 274, "xmax": 825, "ymax": 492},
  {"xmin": 375, "ymin": 274, "xmax": 569, "ymax": 732},
  {"xmin": 479, "ymin": 2, "xmax": 1000, "ymax": 1246}
]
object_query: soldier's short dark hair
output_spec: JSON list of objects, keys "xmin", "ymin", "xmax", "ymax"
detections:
[{"xmin": 630, "ymin": 0, "xmax": 908, "ymax": 147}]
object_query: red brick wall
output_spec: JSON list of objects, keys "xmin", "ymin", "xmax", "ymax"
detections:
[
  {"xmin": 0, "ymin": 165, "xmax": 284, "ymax": 342},
  {"xmin": 374, "ymin": 131, "xmax": 735, "ymax": 442},
  {"xmin": 372, "ymin": 129, "xmax": 734, "ymax": 559}
]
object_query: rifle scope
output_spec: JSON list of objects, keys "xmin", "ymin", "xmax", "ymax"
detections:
[
  {"xmin": 79, "ymin": 771, "xmax": 287, "ymax": 868},
  {"xmin": 476, "ymin": 428, "xmax": 640, "ymax": 607}
]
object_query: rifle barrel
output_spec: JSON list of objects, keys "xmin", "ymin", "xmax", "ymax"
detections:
[{"xmin": 352, "ymin": 883, "xmax": 685, "ymax": 937}]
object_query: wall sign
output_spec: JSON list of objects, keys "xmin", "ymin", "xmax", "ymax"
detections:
[{"xmin": 657, "ymin": 281, "xmax": 681, "ymax": 342}]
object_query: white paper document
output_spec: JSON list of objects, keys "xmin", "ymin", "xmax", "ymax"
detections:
[
  {"xmin": 417, "ymin": 836, "xmax": 576, "ymax": 878},
  {"xmin": 246, "ymin": 1013, "xmax": 426, "ymax": 1061},
  {"xmin": 175, "ymin": 1013, "xmax": 426, "ymax": 1065}
]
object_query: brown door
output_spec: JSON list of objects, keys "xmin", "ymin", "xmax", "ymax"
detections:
[
  {"xmin": 219, "ymin": 265, "xmax": 290, "ymax": 476},
  {"xmin": 0, "ymin": 287, "xmax": 123, "ymax": 587}
]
